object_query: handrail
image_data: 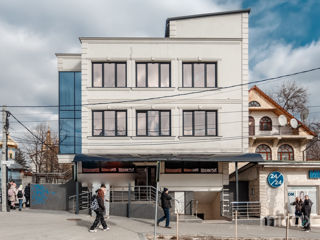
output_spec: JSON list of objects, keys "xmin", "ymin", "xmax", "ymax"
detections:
[{"xmin": 231, "ymin": 201, "xmax": 261, "ymax": 219}]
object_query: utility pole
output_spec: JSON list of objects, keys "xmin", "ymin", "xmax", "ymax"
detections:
[{"xmin": 1, "ymin": 106, "xmax": 8, "ymax": 212}]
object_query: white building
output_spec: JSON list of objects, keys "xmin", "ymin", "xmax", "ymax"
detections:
[{"xmin": 56, "ymin": 9, "xmax": 262, "ymax": 220}]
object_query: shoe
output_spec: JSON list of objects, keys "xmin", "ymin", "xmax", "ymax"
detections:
[
  {"xmin": 19, "ymin": 209, "xmax": 21, "ymax": 211},
  {"xmin": 102, "ymin": 227, "xmax": 110, "ymax": 231},
  {"xmin": 89, "ymin": 229, "xmax": 97, "ymax": 233},
  {"xmin": 165, "ymin": 226, "xmax": 171, "ymax": 229},
  {"xmin": 157, "ymin": 222, "xmax": 160, "ymax": 226}
]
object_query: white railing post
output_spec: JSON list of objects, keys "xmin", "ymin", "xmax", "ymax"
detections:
[{"xmin": 235, "ymin": 210, "xmax": 238, "ymax": 240}]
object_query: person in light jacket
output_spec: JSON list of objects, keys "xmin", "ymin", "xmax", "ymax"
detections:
[
  {"xmin": 8, "ymin": 183, "xmax": 17, "ymax": 210},
  {"xmin": 157, "ymin": 188, "xmax": 172, "ymax": 228}
]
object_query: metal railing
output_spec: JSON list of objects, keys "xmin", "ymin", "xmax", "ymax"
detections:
[
  {"xmin": 110, "ymin": 185, "xmax": 159, "ymax": 203},
  {"xmin": 231, "ymin": 201, "xmax": 260, "ymax": 219},
  {"xmin": 32, "ymin": 169, "xmax": 72, "ymax": 184},
  {"xmin": 184, "ymin": 199, "xmax": 199, "ymax": 217},
  {"xmin": 68, "ymin": 191, "xmax": 92, "ymax": 213}
]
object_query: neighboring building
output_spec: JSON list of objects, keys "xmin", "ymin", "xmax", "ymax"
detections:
[
  {"xmin": 231, "ymin": 86, "xmax": 320, "ymax": 224},
  {"xmin": 56, "ymin": 9, "xmax": 263, "ymax": 220},
  {"xmin": 0, "ymin": 136, "xmax": 25, "ymax": 187}
]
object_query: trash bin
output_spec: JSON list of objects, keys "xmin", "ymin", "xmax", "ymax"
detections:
[{"xmin": 269, "ymin": 217, "xmax": 274, "ymax": 226}]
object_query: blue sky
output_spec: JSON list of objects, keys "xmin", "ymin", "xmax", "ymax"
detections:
[{"xmin": 0, "ymin": 0, "xmax": 319, "ymax": 136}]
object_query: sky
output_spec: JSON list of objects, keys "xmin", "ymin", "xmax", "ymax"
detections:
[{"xmin": 0, "ymin": 0, "xmax": 320, "ymax": 141}]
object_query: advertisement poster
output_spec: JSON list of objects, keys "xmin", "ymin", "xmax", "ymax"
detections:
[{"xmin": 287, "ymin": 186, "xmax": 317, "ymax": 215}]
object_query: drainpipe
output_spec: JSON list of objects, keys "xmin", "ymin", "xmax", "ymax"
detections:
[{"xmin": 235, "ymin": 162, "xmax": 239, "ymax": 202}]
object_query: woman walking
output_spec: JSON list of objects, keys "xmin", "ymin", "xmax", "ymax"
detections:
[
  {"xmin": 89, "ymin": 189, "xmax": 109, "ymax": 232},
  {"xmin": 291, "ymin": 197, "xmax": 303, "ymax": 226},
  {"xmin": 17, "ymin": 185, "xmax": 24, "ymax": 211}
]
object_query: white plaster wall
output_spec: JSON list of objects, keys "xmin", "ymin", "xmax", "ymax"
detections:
[
  {"xmin": 169, "ymin": 14, "xmax": 242, "ymax": 38},
  {"xmin": 56, "ymin": 55, "xmax": 81, "ymax": 71}
]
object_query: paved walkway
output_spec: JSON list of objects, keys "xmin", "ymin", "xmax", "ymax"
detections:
[{"xmin": 1, "ymin": 209, "xmax": 320, "ymax": 239}]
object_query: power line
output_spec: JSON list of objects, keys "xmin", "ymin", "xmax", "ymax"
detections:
[{"xmin": 4, "ymin": 66, "xmax": 320, "ymax": 108}]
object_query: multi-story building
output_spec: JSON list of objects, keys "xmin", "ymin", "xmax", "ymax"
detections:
[
  {"xmin": 231, "ymin": 86, "xmax": 320, "ymax": 224},
  {"xmin": 56, "ymin": 9, "xmax": 263, "ymax": 220}
]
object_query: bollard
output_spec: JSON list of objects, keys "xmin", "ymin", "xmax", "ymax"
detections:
[
  {"xmin": 176, "ymin": 212, "xmax": 179, "ymax": 240},
  {"xmin": 235, "ymin": 210, "xmax": 238, "ymax": 240},
  {"xmin": 286, "ymin": 213, "xmax": 289, "ymax": 240}
]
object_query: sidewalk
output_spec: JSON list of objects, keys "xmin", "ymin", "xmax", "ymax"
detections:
[{"xmin": 0, "ymin": 209, "xmax": 319, "ymax": 240}]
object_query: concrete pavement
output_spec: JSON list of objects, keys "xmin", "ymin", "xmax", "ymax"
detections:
[{"xmin": 0, "ymin": 209, "xmax": 320, "ymax": 240}]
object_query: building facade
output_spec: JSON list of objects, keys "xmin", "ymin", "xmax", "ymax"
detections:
[
  {"xmin": 56, "ymin": 9, "xmax": 261, "ymax": 220},
  {"xmin": 232, "ymin": 86, "xmax": 320, "ymax": 225}
]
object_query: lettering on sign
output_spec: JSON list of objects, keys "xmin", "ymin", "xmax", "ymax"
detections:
[
  {"xmin": 309, "ymin": 170, "xmax": 320, "ymax": 179},
  {"xmin": 267, "ymin": 171, "xmax": 284, "ymax": 188}
]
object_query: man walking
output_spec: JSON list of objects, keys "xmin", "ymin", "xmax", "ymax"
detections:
[
  {"xmin": 157, "ymin": 188, "xmax": 172, "ymax": 228},
  {"xmin": 302, "ymin": 195, "xmax": 313, "ymax": 232}
]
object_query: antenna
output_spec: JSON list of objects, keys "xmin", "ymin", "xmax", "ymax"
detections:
[
  {"xmin": 290, "ymin": 118, "xmax": 298, "ymax": 129},
  {"xmin": 278, "ymin": 115, "xmax": 287, "ymax": 126},
  {"xmin": 300, "ymin": 108, "xmax": 309, "ymax": 123}
]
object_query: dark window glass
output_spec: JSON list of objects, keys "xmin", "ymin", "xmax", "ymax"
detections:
[
  {"xmin": 136, "ymin": 63, "xmax": 170, "ymax": 87},
  {"xmin": 165, "ymin": 161, "xmax": 218, "ymax": 174},
  {"xmin": 249, "ymin": 101, "xmax": 261, "ymax": 107},
  {"xmin": 59, "ymin": 71, "xmax": 81, "ymax": 154},
  {"xmin": 260, "ymin": 116, "xmax": 272, "ymax": 131},
  {"xmin": 165, "ymin": 161, "xmax": 182, "ymax": 173},
  {"xmin": 199, "ymin": 162, "xmax": 218, "ymax": 173},
  {"xmin": 182, "ymin": 63, "xmax": 217, "ymax": 88},
  {"xmin": 183, "ymin": 110, "xmax": 217, "ymax": 136},
  {"xmin": 278, "ymin": 144, "xmax": 294, "ymax": 161},
  {"xmin": 93, "ymin": 64, "xmax": 103, "ymax": 87},
  {"xmin": 93, "ymin": 62, "xmax": 126, "ymax": 87},
  {"xmin": 92, "ymin": 110, "xmax": 127, "ymax": 136},
  {"xmin": 183, "ymin": 162, "xmax": 199, "ymax": 173},
  {"xmin": 137, "ymin": 110, "xmax": 171, "ymax": 136},
  {"xmin": 82, "ymin": 162, "xmax": 100, "ymax": 173}
]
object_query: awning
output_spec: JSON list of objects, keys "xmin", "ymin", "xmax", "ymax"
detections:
[{"xmin": 73, "ymin": 153, "xmax": 264, "ymax": 163}]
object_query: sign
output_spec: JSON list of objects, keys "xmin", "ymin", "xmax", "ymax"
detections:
[
  {"xmin": 267, "ymin": 171, "xmax": 284, "ymax": 188},
  {"xmin": 309, "ymin": 170, "xmax": 320, "ymax": 179}
]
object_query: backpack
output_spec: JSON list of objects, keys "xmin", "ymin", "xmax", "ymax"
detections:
[
  {"xmin": 90, "ymin": 195, "xmax": 99, "ymax": 211},
  {"xmin": 17, "ymin": 190, "xmax": 23, "ymax": 198}
]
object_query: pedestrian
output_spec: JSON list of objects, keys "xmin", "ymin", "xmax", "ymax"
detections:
[
  {"xmin": 89, "ymin": 188, "xmax": 109, "ymax": 232},
  {"xmin": 157, "ymin": 188, "xmax": 172, "ymax": 228},
  {"xmin": 7, "ymin": 180, "xmax": 14, "ymax": 208},
  {"xmin": 17, "ymin": 185, "xmax": 24, "ymax": 211},
  {"xmin": 302, "ymin": 195, "xmax": 313, "ymax": 232},
  {"xmin": 24, "ymin": 184, "xmax": 31, "ymax": 207},
  {"xmin": 291, "ymin": 197, "xmax": 303, "ymax": 226},
  {"xmin": 8, "ymin": 182, "xmax": 17, "ymax": 210}
]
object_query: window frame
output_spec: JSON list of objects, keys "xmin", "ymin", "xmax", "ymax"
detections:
[
  {"xmin": 136, "ymin": 110, "xmax": 172, "ymax": 136},
  {"xmin": 135, "ymin": 62, "xmax": 171, "ymax": 88},
  {"xmin": 259, "ymin": 116, "xmax": 272, "ymax": 131},
  {"xmin": 278, "ymin": 144, "xmax": 294, "ymax": 161},
  {"xmin": 82, "ymin": 161, "xmax": 136, "ymax": 174},
  {"xmin": 182, "ymin": 62, "xmax": 217, "ymax": 88},
  {"xmin": 183, "ymin": 110, "xmax": 218, "ymax": 136},
  {"xmin": 255, "ymin": 144, "xmax": 272, "ymax": 160},
  {"xmin": 92, "ymin": 62, "xmax": 127, "ymax": 88},
  {"xmin": 92, "ymin": 110, "xmax": 127, "ymax": 137}
]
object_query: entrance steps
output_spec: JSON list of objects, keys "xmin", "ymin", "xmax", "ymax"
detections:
[{"xmin": 176, "ymin": 214, "xmax": 203, "ymax": 223}]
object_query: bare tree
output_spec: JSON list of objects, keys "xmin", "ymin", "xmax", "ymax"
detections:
[
  {"xmin": 306, "ymin": 121, "xmax": 320, "ymax": 160},
  {"xmin": 271, "ymin": 80, "xmax": 308, "ymax": 115}
]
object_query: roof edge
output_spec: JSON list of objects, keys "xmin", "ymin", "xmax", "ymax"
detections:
[{"xmin": 55, "ymin": 53, "xmax": 81, "ymax": 57}]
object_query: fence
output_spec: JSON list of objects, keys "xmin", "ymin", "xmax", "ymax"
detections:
[
  {"xmin": 231, "ymin": 201, "xmax": 261, "ymax": 219},
  {"xmin": 110, "ymin": 185, "xmax": 159, "ymax": 203}
]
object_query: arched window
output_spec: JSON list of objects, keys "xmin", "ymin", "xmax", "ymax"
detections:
[
  {"xmin": 249, "ymin": 116, "xmax": 255, "ymax": 136},
  {"xmin": 249, "ymin": 101, "xmax": 261, "ymax": 107},
  {"xmin": 256, "ymin": 144, "xmax": 272, "ymax": 160},
  {"xmin": 260, "ymin": 116, "xmax": 272, "ymax": 131},
  {"xmin": 278, "ymin": 144, "xmax": 294, "ymax": 161}
]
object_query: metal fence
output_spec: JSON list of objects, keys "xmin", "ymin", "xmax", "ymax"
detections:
[
  {"xmin": 231, "ymin": 201, "xmax": 261, "ymax": 219},
  {"xmin": 110, "ymin": 185, "xmax": 159, "ymax": 202}
]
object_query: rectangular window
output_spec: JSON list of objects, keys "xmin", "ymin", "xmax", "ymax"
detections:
[
  {"xmin": 92, "ymin": 110, "xmax": 127, "ymax": 136},
  {"xmin": 182, "ymin": 63, "xmax": 217, "ymax": 88},
  {"xmin": 183, "ymin": 110, "xmax": 217, "ymax": 136},
  {"xmin": 136, "ymin": 63, "xmax": 171, "ymax": 87},
  {"xmin": 92, "ymin": 62, "xmax": 126, "ymax": 87},
  {"xmin": 83, "ymin": 162, "xmax": 135, "ymax": 173},
  {"xmin": 165, "ymin": 161, "xmax": 218, "ymax": 174},
  {"xmin": 136, "ymin": 110, "xmax": 171, "ymax": 136}
]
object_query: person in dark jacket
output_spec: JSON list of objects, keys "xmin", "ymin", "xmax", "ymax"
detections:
[
  {"xmin": 24, "ymin": 184, "xmax": 31, "ymax": 207},
  {"xmin": 302, "ymin": 195, "xmax": 313, "ymax": 232},
  {"xmin": 291, "ymin": 197, "xmax": 303, "ymax": 226},
  {"xmin": 157, "ymin": 188, "xmax": 172, "ymax": 228},
  {"xmin": 89, "ymin": 189, "xmax": 109, "ymax": 232}
]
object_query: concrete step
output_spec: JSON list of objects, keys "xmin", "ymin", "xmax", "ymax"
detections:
[{"xmin": 176, "ymin": 215, "xmax": 203, "ymax": 223}]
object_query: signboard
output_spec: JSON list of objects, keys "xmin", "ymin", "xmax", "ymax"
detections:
[
  {"xmin": 309, "ymin": 170, "xmax": 320, "ymax": 179},
  {"xmin": 267, "ymin": 171, "xmax": 284, "ymax": 188}
]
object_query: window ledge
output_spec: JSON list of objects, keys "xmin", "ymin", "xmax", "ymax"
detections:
[
  {"xmin": 131, "ymin": 88, "xmax": 175, "ymax": 91},
  {"xmin": 178, "ymin": 87, "xmax": 218, "ymax": 91},
  {"xmin": 87, "ymin": 87, "xmax": 129, "ymax": 91},
  {"xmin": 132, "ymin": 136, "xmax": 176, "ymax": 140},
  {"xmin": 178, "ymin": 136, "xmax": 221, "ymax": 141},
  {"xmin": 87, "ymin": 136, "xmax": 131, "ymax": 140}
]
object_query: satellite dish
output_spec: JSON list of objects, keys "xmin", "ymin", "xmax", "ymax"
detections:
[
  {"xmin": 300, "ymin": 108, "xmax": 309, "ymax": 123},
  {"xmin": 290, "ymin": 118, "xmax": 298, "ymax": 129},
  {"xmin": 278, "ymin": 115, "xmax": 287, "ymax": 126}
]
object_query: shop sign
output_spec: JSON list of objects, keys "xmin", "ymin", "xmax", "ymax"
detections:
[
  {"xmin": 267, "ymin": 171, "xmax": 284, "ymax": 188},
  {"xmin": 309, "ymin": 170, "xmax": 320, "ymax": 179}
]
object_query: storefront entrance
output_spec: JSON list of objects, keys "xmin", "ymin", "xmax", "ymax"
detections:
[{"xmin": 135, "ymin": 166, "xmax": 156, "ymax": 187}]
